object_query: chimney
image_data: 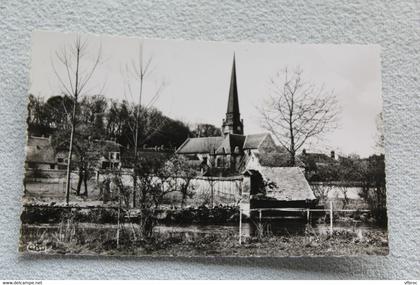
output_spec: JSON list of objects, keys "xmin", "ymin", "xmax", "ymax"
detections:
[{"xmin": 330, "ymin": 150, "xmax": 335, "ymax": 159}]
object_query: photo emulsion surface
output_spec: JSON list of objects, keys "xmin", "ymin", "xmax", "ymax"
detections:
[{"xmin": 21, "ymin": 31, "xmax": 388, "ymax": 256}]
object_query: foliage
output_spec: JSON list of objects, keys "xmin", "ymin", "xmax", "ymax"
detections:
[
  {"xmin": 118, "ymin": 154, "xmax": 198, "ymax": 240},
  {"xmin": 28, "ymin": 95, "xmax": 192, "ymax": 150},
  {"xmin": 49, "ymin": 95, "xmax": 109, "ymax": 196},
  {"xmin": 358, "ymin": 155, "xmax": 387, "ymax": 226},
  {"xmin": 305, "ymin": 153, "xmax": 387, "ymax": 226},
  {"xmin": 191, "ymin": 123, "xmax": 222, "ymax": 137},
  {"xmin": 20, "ymin": 222, "xmax": 388, "ymax": 256},
  {"xmin": 162, "ymin": 205, "xmax": 239, "ymax": 225},
  {"xmin": 27, "ymin": 94, "xmax": 74, "ymax": 137}
]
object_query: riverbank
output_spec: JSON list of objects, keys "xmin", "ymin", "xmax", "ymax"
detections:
[{"xmin": 20, "ymin": 222, "xmax": 388, "ymax": 257}]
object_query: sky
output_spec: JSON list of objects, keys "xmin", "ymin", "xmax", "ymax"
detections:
[{"xmin": 30, "ymin": 31, "xmax": 383, "ymax": 157}]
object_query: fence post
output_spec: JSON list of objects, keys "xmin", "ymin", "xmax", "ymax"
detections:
[
  {"xmin": 116, "ymin": 189, "xmax": 121, "ymax": 249},
  {"xmin": 329, "ymin": 201, "xmax": 333, "ymax": 236},
  {"xmin": 239, "ymin": 208, "xmax": 242, "ymax": 245},
  {"xmin": 259, "ymin": 209, "xmax": 262, "ymax": 222},
  {"xmin": 306, "ymin": 208, "xmax": 310, "ymax": 223}
]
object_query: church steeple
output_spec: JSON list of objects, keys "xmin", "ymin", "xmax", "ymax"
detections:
[{"xmin": 222, "ymin": 54, "xmax": 244, "ymax": 136}]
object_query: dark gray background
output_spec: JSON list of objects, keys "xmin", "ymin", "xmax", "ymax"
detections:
[{"xmin": 0, "ymin": 0, "xmax": 419, "ymax": 279}]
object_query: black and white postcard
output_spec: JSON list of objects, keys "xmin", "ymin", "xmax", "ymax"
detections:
[{"xmin": 21, "ymin": 31, "xmax": 388, "ymax": 256}]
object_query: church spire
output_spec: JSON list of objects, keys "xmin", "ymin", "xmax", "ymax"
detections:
[
  {"xmin": 227, "ymin": 54, "xmax": 240, "ymax": 115},
  {"xmin": 222, "ymin": 54, "xmax": 244, "ymax": 136}
]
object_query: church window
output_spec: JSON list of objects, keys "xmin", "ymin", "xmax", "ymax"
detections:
[{"xmin": 216, "ymin": 157, "xmax": 222, "ymax": 167}]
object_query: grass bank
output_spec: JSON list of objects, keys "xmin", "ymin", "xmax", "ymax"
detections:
[{"xmin": 20, "ymin": 222, "xmax": 388, "ymax": 257}]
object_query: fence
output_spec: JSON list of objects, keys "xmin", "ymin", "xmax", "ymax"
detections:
[
  {"xmin": 93, "ymin": 172, "xmax": 243, "ymax": 207},
  {"xmin": 238, "ymin": 201, "xmax": 370, "ymax": 244}
]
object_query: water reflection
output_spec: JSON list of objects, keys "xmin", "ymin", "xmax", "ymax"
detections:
[{"xmin": 155, "ymin": 219, "xmax": 381, "ymax": 238}]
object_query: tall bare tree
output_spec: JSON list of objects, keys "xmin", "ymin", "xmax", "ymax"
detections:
[
  {"xmin": 259, "ymin": 68, "xmax": 340, "ymax": 166},
  {"xmin": 121, "ymin": 42, "xmax": 166, "ymax": 207},
  {"xmin": 51, "ymin": 35, "xmax": 102, "ymax": 204}
]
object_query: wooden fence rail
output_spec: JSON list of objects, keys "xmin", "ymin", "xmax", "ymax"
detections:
[{"xmin": 238, "ymin": 201, "xmax": 370, "ymax": 244}]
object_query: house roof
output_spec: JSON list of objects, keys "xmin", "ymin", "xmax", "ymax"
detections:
[
  {"xmin": 26, "ymin": 136, "xmax": 55, "ymax": 164},
  {"xmin": 253, "ymin": 167, "xmax": 316, "ymax": 201},
  {"xmin": 243, "ymin": 133, "xmax": 268, "ymax": 149},
  {"xmin": 94, "ymin": 140, "xmax": 122, "ymax": 154},
  {"xmin": 26, "ymin": 136, "xmax": 124, "ymax": 165},
  {"xmin": 176, "ymin": 136, "xmax": 224, "ymax": 154}
]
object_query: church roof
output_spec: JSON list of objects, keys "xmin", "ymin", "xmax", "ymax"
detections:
[
  {"xmin": 243, "ymin": 133, "xmax": 268, "ymax": 149},
  {"xmin": 249, "ymin": 167, "xmax": 315, "ymax": 201},
  {"xmin": 176, "ymin": 136, "xmax": 224, "ymax": 154},
  {"xmin": 177, "ymin": 133, "xmax": 273, "ymax": 155},
  {"xmin": 226, "ymin": 55, "xmax": 240, "ymax": 115}
]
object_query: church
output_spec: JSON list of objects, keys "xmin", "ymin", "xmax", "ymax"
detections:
[
  {"xmin": 176, "ymin": 56, "xmax": 316, "ymax": 211},
  {"xmin": 176, "ymin": 56, "xmax": 298, "ymax": 176}
]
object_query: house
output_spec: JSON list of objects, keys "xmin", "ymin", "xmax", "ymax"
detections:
[
  {"xmin": 176, "ymin": 56, "xmax": 315, "ymax": 212},
  {"xmin": 120, "ymin": 145, "xmax": 173, "ymax": 169},
  {"xmin": 25, "ymin": 136, "xmax": 123, "ymax": 172},
  {"xmin": 25, "ymin": 136, "xmax": 57, "ymax": 170},
  {"xmin": 94, "ymin": 139, "xmax": 123, "ymax": 170},
  {"xmin": 243, "ymin": 167, "xmax": 316, "ymax": 211},
  {"xmin": 298, "ymin": 149, "xmax": 340, "ymax": 181},
  {"xmin": 299, "ymin": 149, "xmax": 339, "ymax": 168}
]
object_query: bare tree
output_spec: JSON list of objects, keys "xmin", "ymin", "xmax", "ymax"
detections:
[
  {"xmin": 51, "ymin": 35, "xmax": 102, "ymax": 205},
  {"xmin": 120, "ymin": 42, "xmax": 167, "ymax": 208},
  {"xmin": 170, "ymin": 156, "xmax": 197, "ymax": 208},
  {"xmin": 311, "ymin": 183, "xmax": 333, "ymax": 204},
  {"xmin": 338, "ymin": 186, "xmax": 350, "ymax": 209},
  {"xmin": 202, "ymin": 138, "xmax": 223, "ymax": 208},
  {"xmin": 259, "ymin": 68, "xmax": 339, "ymax": 166}
]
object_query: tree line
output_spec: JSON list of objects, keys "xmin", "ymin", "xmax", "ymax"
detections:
[
  {"xmin": 27, "ymin": 94, "xmax": 192, "ymax": 150},
  {"xmin": 304, "ymin": 154, "xmax": 387, "ymax": 226}
]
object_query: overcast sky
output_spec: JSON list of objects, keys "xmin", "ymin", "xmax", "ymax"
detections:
[{"xmin": 30, "ymin": 31, "xmax": 383, "ymax": 157}]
